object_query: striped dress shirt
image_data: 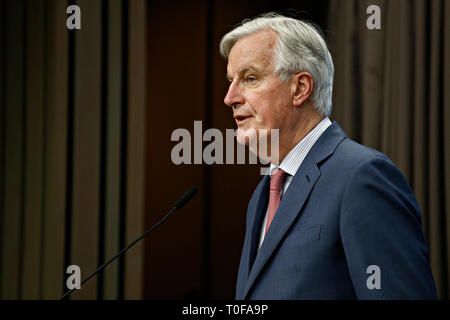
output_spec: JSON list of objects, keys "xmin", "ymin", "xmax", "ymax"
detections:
[{"xmin": 258, "ymin": 117, "xmax": 332, "ymax": 250}]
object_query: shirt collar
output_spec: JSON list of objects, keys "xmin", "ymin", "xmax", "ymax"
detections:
[{"xmin": 269, "ymin": 117, "xmax": 332, "ymax": 176}]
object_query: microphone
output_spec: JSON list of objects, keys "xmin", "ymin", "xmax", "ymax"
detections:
[
  {"xmin": 59, "ymin": 186, "xmax": 198, "ymax": 300},
  {"xmin": 174, "ymin": 186, "xmax": 198, "ymax": 209}
]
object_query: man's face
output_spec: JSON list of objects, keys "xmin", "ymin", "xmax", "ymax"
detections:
[{"xmin": 224, "ymin": 30, "xmax": 294, "ymax": 146}]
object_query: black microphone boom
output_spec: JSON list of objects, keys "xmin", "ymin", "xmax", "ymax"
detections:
[{"xmin": 59, "ymin": 186, "xmax": 198, "ymax": 300}]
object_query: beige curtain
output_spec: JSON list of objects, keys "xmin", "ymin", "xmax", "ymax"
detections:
[{"xmin": 327, "ymin": 0, "xmax": 450, "ymax": 299}]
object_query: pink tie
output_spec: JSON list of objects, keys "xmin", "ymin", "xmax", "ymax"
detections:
[{"xmin": 265, "ymin": 168, "xmax": 288, "ymax": 236}]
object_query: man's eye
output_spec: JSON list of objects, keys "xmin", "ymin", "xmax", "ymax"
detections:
[{"xmin": 247, "ymin": 77, "xmax": 257, "ymax": 83}]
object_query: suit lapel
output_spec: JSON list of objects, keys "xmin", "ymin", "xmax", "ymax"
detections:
[
  {"xmin": 247, "ymin": 176, "xmax": 270, "ymax": 274},
  {"xmin": 243, "ymin": 160, "xmax": 320, "ymax": 298},
  {"xmin": 242, "ymin": 121, "xmax": 347, "ymax": 299},
  {"xmin": 236, "ymin": 174, "xmax": 270, "ymax": 300}
]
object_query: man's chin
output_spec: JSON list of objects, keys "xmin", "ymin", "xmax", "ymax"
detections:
[
  {"xmin": 236, "ymin": 127, "xmax": 258, "ymax": 146},
  {"xmin": 235, "ymin": 127, "xmax": 278, "ymax": 164}
]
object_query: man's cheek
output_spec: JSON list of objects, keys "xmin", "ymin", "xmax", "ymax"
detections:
[{"xmin": 254, "ymin": 113, "xmax": 263, "ymax": 123}]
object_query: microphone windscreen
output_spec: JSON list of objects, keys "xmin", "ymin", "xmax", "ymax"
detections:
[{"xmin": 174, "ymin": 186, "xmax": 198, "ymax": 209}]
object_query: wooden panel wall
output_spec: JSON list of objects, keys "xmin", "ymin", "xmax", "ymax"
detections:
[
  {"xmin": 0, "ymin": 0, "xmax": 147, "ymax": 300},
  {"xmin": 144, "ymin": 0, "xmax": 207, "ymax": 299},
  {"xmin": 124, "ymin": 0, "xmax": 147, "ymax": 300},
  {"xmin": 103, "ymin": 0, "xmax": 123, "ymax": 300},
  {"xmin": 22, "ymin": 0, "xmax": 45, "ymax": 299},
  {"xmin": 41, "ymin": 0, "xmax": 69, "ymax": 300},
  {"xmin": 0, "ymin": 0, "xmax": 4, "ymax": 297},
  {"xmin": 70, "ymin": 0, "xmax": 102, "ymax": 300},
  {"xmin": 1, "ymin": 0, "xmax": 25, "ymax": 300}
]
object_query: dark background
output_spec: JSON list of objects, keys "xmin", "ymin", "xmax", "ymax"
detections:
[{"xmin": 1, "ymin": 0, "xmax": 449, "ymax": 300}]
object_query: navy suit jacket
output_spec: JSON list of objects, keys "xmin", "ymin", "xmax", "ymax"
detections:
[{"xmin": 236, "ymin": 122, "xmax": 437, "ymax": 299}]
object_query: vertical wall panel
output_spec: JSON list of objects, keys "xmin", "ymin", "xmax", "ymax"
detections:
[
  {"xmin": 412, "ymin": 0, "xmax": 428, "ymax": 237},
  {"xmin": 144, "ymin": 0, "xmax": 206, "ymax": 299},
  {"xmin": 392, "ymin": 1, "xmax": 412, "ymax": 180},
  {"xmin": 70, "ymin": 0, "xmax": 102, "ymax": 300},
  {"xmin": 103, "ymin": 0, "xmax": 122, "ymax": 300},
  {"xmin": 428, "ymin": 0, "xmax": 445, "ymax": 299},
  {"xmin": 0, "ymin": 0, "xmax": 5, "ymax": 297},
  {"xmin": 444, "ymin": 0, "xmax": 450, "ymax": 299},
  {"xmin": 359, "ymin": 0, "xmax": 385, "ymax": 151},
  {"xmin": 1, "ymin": 0, "xmax": 25, "ymax": 299},
  {"xmin": 125, "ymin": 0, "xmax": 146, "ymax": 299},
  {"xmin": 41, "ymin": 0, "xmax": 68, "ymax": 299},
  {"xmin": 22, "ymin": 0, "xmax": 45, "ymax": 299},
  {"xmin": 327, "ymin": 0, "xmax": 359, "ymax": 140}
]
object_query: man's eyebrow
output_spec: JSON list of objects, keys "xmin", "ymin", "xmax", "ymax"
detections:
[
  {"xmin": 226, "ymin": 67, "xmax": 260, "ymax": 81},
  {"xmin": 239, "ymin": 67, "xmax": 259, "ymax": 75}
]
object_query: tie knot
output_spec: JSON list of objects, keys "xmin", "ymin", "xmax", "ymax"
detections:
[{"xmin": 270, "ymin": 168, "xmax": 288, "ymax": 192}]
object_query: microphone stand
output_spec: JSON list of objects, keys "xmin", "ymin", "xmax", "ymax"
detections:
[{"xmin": 59, "ymin": 186, "xmax": 197, "ymax": 300}]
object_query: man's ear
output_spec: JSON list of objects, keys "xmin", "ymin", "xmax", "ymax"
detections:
[{"xmin": 292, "ymin": 72, "xmax": 314, "ymax": 107}]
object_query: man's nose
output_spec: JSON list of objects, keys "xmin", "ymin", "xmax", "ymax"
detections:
[{"xmin": 224, "ymin": 82, "xmax": 244, "ymax": 107}]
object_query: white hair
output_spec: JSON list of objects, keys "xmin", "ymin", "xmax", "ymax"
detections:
[{"xmin": 219, "ymin": 13, "xmax": 334, "ymax": 117}]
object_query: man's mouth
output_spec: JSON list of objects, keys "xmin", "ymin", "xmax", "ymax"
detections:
[{"xmin": 234, "ymin": 114, "xmax": 252, "ymax": 125}]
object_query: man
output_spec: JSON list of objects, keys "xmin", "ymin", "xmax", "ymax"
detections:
[{"xmin": 220, "ymin": 13, "xmax": 437, "ymax": 299}]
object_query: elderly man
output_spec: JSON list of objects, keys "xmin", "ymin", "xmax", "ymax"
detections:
[{"xmin": 220, "ymin": 13, "xmax": 437, "ymax": 299}]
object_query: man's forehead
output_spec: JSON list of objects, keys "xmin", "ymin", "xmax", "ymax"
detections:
[
  {"xmin": 233, "ymin": 28, "xmax": 277, "ymax": 50},
  {"xmin": 227, "ymin": 30, "xmax": 277, "ymax": 76}
]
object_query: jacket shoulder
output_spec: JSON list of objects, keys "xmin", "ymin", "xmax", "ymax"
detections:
[{"xmin": 332, "ymin": 137, "xmax": 394, "ymax": 169}]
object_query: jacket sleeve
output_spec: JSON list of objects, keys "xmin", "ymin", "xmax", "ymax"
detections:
[{"xmin": 339, "ymin": 155, "xmax": 437, "ymax": 299}]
